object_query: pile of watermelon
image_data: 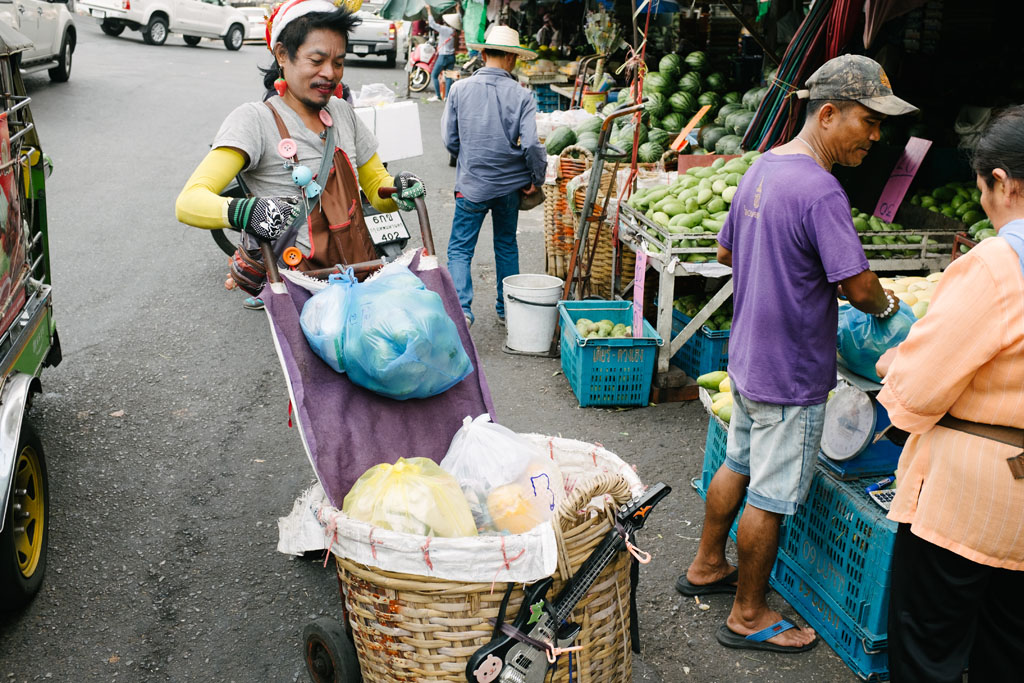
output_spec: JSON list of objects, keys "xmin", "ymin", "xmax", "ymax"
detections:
[{"xmin": 600, "ymin": 51, "xmax": 770, "ymax": 157}]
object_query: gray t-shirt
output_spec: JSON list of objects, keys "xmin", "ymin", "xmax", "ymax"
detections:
[{"xmin": 212, "ymin": 95, "xmax": 379, "ymax": 199}]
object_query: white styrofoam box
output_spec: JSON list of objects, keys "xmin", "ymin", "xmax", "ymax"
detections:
[{"xmin": 354, "ymin": 100, "xmax": 423, "ymax": 163}]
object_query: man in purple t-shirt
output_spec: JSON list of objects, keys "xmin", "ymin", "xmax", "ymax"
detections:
[{"xmin": 676, "ymin": 56, "xmax": 917, "ymax": 654}]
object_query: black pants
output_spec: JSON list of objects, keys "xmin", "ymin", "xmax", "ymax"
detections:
[{"xmin": 888, "ymin": 523, "xmax": 1024, "ymax": 682}]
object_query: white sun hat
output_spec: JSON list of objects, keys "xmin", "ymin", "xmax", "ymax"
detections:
[
  {"xmin": 468, "ymin": 25, "xmax": 537, "ymax": 60},
  {"xmin": 442, "ymin": 13, "xmax": 462, "ymax": 31}
]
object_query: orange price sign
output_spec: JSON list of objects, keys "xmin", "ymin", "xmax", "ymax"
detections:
[{"xmin": 670, "ymin": 105, "xmax": 712, "ymax": 152}]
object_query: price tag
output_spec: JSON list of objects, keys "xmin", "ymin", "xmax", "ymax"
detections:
[
  {"xmin": 873, "ymin": 137, "xmax": 933, "ymax": 223},
  {"xmin": 365, "ymin": 211, "xmax": 410, "ymax": 246},
  {"xmin": 632, "ymin": 248, "xmax": 647, "ymax": 338},
  {"xmin": 670, "ymin": 105, "xmax": 712, "ymax": 152}
]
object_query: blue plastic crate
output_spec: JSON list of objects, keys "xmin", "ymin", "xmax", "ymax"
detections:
[
  {"xmin": 771, "ymin": 556, "xmax": 889, "ymax": 681},
  {"xmin": 695, "ymin": 413, "xmax": 744, "ymax": 541},
  {"xmin": 669, "ymin": 309, "xmax": 729, "ymax": 379},
  {"xmin": 557, "ymin": 301, "xmax": 662, "ymax": 407},
  {"xmin": 778, "ymin": 471, "xmax": 897, "ymax": 638}
]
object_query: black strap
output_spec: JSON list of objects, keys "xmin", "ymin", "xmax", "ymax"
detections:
[{"xmin": 493, "ymin": 582, "xmax": 515, "ymax": 640}]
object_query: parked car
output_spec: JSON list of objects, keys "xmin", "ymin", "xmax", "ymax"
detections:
[
  {"xmin": 0, "ymin": 22, "xmax": 64, "ymax": 612},
  {"xmin": 78, "ymin": 0, "xmax": 248, "ymax": 50},
  {"xmin": 348, "ymin": 6, "xmax": 398, "ymax": 68},
  {"xmin": 237, "ymin": 5, "xmax": 264, "ymax": 43},
  {"xmin": 0, "ymin": 0, "xmax": 76, "ymax": 82}
]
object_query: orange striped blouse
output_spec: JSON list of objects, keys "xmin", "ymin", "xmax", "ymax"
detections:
[{"xmin": 878, "ymin": 236, "xmax": 1024, "ymax": 570}]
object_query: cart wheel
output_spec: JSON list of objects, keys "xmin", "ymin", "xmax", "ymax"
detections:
[{"xmin": 303, "ymin": 617, "xmax": 361, "ymax": 683}]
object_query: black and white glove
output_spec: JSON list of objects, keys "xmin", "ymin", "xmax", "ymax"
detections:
[
  {"xmin": 227, "ymin": 196, "xmax": 299, "ymax": 240},
  {"xmin": 393, "ymin": 171, "xmax": 425, "ymax": 211}
]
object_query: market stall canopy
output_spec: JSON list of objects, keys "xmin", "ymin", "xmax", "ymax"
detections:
[{"xmin": 378, "ymin": 0, "xmax": 455, "ymax": 21}]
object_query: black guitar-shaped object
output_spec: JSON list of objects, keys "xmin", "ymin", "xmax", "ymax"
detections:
[{"xmin": 465, "ymin": 482, "xmax": 671, "ymax": 683}]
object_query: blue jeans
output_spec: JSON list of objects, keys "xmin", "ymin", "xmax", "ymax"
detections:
[
  {"xmin": 431, "ymin": 53, "xmax": 455, "ymax": 98},
  {"xmin": 448, "ymin": 192, "xmax": 520, "ymax": 322}
]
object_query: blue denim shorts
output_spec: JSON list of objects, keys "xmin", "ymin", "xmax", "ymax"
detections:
[{"xmin": 723, "ymin": 386, "xmax": 826, "ymax": 515}]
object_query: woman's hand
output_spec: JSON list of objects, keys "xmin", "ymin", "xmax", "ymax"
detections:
[{"xmin": 876, "ymin": 346, "xmax": 899, "ymax": 379}]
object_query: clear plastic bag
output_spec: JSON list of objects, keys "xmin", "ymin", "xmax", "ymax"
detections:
[
  {"xmin": 353, "ymin": 83, "xmax": 397, "ymax": 107},
  {"xmin": 342, "ymin": 457, "xmax": 478, "ymax": 538},
  {"xmin": 299, "ymin": 271, "xmax": 356, "ymax": 374},
  {"xmin": 343, "ymin": 265, "xmax": 473, "ymax": 400},
  {"xmin": 837, "ymin": 302, "xmax": 917, "ymax": 382},
  {"xmin": 440, "ymin": 414, "xmax": 563, "ymax": 534}
]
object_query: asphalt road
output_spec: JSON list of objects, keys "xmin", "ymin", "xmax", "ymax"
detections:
[{"xmin": 0, "ymin": 19, "xmax": 856, "ymax": 683}]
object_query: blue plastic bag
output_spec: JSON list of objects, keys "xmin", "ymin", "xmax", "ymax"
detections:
[
  {"xmin": 300, "ymin": 271, "xmax": 357, "ymax": 374},
  {"xmin": 836, "ymin": 302, "xmax": 917, "ymax": 382},
  {"xmin": 342, "ymin": 265, "xmax": 473, "ymax": 400}
]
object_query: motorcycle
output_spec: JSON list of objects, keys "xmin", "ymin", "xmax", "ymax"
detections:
[{"xmin": 406, "ymin": 38, "xmax": 436, "ymax": 93}]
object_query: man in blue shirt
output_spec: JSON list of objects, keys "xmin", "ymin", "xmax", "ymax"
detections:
[{"xmin": 441, "ymin": 26, "xmax": 546, "ymax": 326}]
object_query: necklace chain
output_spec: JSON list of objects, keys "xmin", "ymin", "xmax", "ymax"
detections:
[{"xmin": 795, "ymin": 135, "xmax": 826, "ymax": 167}]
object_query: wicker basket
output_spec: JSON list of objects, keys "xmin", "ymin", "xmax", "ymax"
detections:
[
  {"xmin": 546, "ymin": 145, "xmax": 594, "ymax": 280},
  {"xmin": 336, "ymin": 472, "xmax": 636, "ymax": 683},
  {"xmin": 567, "ymin": 171, "xmax": 637, "ymax": 300}
]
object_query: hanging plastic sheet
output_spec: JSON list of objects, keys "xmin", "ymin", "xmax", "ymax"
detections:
[
  {"xmin": 462, "ymin": 0, "xmax": 485, "ymax": 47},
  {"xmin": 863, "ymin": 0, "xmax": 928, "ymax": 49}
]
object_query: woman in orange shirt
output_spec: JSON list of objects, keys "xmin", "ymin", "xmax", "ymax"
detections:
[{"xmin": 876, "ymin": 106, "xmax": 1024, "ymax": 682}]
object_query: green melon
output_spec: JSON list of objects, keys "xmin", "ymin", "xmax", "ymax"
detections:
[
  {"xmin": 669, "ymin": 90, "xmax": 697, "ymax": 114},
  {"xmin": 545, "ymin": 126, "xmax": 576, "ymax": 155},
  {"xmin": 659, "ymin": 53, "xmax": 681, "ymax": 80},
  {"xmin": 638, "ymin": 142, "xmax": 665, "ymax": 164},
  {"xmin": 684, "ymin": 50, "xmax": 709, "ymax": 73},
  {"xmin": 661, "ymin": 112, "xmax": 685, "ymax": 133},
  {"xmin": 643, "ymin": 72, "xmax": 670, "ymax": 95},
  {"xmin": 644, "ymin": 92, "xmax": 669, "ymax": 119},
  {"xmin": 678, "ymin": 72, "xmax": 702, "ymax": 95},
  {"xmin": 722, "ymin": 91, "xmax": 741, "ymax": 104},
  {"xmin": 714, "ymin": 134, "xmax": 743, "ymax": 155},
  {"xmin": 704, "ymin": 72, "xmax": 727, "ymax": 92},
  {"xmin": 648, "ymin": 128, "xmax": 671, "ymax": 148}
]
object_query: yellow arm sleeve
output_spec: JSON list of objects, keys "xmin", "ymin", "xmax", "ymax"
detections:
[
  {"xmin": 174, "ymin": 147, "xmax": 247, "ymax": 230},
  {"xmin": 357, "ymin": 153, "xmax": 399, "ymax": 213}
]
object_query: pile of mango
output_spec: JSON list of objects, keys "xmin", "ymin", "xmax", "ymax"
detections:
[
  {"xmin": 878, "ymin": 272, "xmax": 942, "ymax": 319},
  {"xmin": 672, "ymin": 293, "xmax": 733, "ymax": 331},
  {"xmin": 575, "ymin": 318, "xmax": 632, "ymax": 339},
  {"xmin": 697, "ymin": 370, "xmax": 732, "ymax": 422},
  {"xmin": 908, "ymin": 181, "xmax": 986, "ymax": 227},
  {"xmin": 962, "ymin": 218, "xmax": 996, "ymax": 253},
  {"xmin": 625, "ymin": 151, "xmax": 761, "ymax": 261},
  {"xmin": 851, "ymin": 208, "xmax": 944, "ymax": 259}
]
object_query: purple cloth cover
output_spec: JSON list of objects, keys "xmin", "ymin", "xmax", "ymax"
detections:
[{"xmin": 263, "ymin": 252, "xmax": 496, "ymax": 508}]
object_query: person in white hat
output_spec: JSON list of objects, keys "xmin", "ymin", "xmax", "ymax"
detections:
[
  {"xmin": 175, "ymin": 0, "xmax": 425, "ymax": 309},
  {"xmin": 425, "ymin": 11, "xmax": 462, "ymax": 102},
  {"xmin": 441, "ymin": 26, "xmax": 545, "ymax": 327}
]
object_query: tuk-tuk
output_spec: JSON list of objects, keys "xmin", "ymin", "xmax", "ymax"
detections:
[{"xmin": 0, "ymin": 22, "xmax": 62, "ymax": 611}]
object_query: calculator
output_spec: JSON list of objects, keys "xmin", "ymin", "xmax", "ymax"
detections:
[{"xmin": 869, "ymin": 489, "xmax": 896, "ymax": 511}]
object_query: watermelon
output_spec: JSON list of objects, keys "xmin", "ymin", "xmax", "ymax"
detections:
[
  {"xmin": 678, "ymin": 72, "xmax": 702, "ymax": 95},
  {"xmin": 726, "ymin": 110, "xmax": 756, "ymax": 136},
  {"xmin": 643, "ymin": 72, "xmax": 670, "ymax": 95},
  {"xmin": 704, "ymin": 72, "xmax": 727, "ymax": 92},
  {"xmin": 661, "ymin": 112, "xmax": 685, "ymax": 133},
  {"xmin": 638, "ymin": 142, "xmax": 665, "ymax": 164},
  {"xmin": 714, "ymin": 135, "xmax": 743, "ymax": 155},
  {"xmin": 601, "ymin": 102, "xmax": 619, "ymax": 117},
  {"xmin": 697, "ymin": 91, "xmax": 721, "ymax": 110},
  {"xmin": 574, "ymin": 116, "xmax": 603, "ymax": 137},
  {"xmin": 722, "ymin": 91, "xmax": 741, "ymax": 105},
  {"xmin": 545, "ymin": 126, "xmax": 576, "ymax": 155},
  {"xmin": 715, "ymin": 103, "xmax": 743, "ymax": 126},
  {"xmin": 644, "ymin": 92, "xmax": 669, "ymax": 119},
  {"xmin": 659, "ymin": 53, "xmax": 681, "ymax": 80},
  {"xmin": 611, "ymin": 134, "xmax": 634, "ymax": 158},
  {"xmin": 617, "ymin": 89, "xmax": 635, "ymax": 108},
  {"xmin": 648, "ymin": 128, "xmax": 671, "ymax": 148},
  {"xmin": 616, "ymin": 122, "xmax": 647, "ymax": 146},
  {"xmin": 574, "ymin": 133, "xmax": 599, "ymax": 154},
  {"xmin": 742, "ymin": 86, "xmax": 769, "ymax": 111},
  {"xmin": 698, "ymin": 125, "xmax": 729, "ymax": 151},
  {"xmin": 669, "ymin": 90, "xmax": 696, "ymax": 114},
  {"xmin": 684, "ymin": 51, "xmax": 709, "ymax": 73}
]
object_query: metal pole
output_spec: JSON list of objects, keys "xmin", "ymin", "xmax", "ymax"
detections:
[{"xmin": 719, "ymin": 0, "xmax": 783, "ymax": 65}]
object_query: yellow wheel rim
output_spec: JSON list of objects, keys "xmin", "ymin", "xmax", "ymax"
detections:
[{"xmin": 12, "ymin": 443, "xmax": 44, "ymax": 578}]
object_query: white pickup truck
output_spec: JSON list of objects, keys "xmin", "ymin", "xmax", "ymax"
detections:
[
  {"xmin": 348, "ymin": 7, "xmax": 400, "ymax": 68},
  {"xmin": 78, "ymin": 0, "xmax": 247, "ymax": 50},
  {"xmin": 0, "ymin": 0, "xmax": 76, "ymax": 81}
]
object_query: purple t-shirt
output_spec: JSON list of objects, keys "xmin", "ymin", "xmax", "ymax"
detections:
[{"xmin": 718, "ymin": 152, "xmax": 868, "ymax": 405}]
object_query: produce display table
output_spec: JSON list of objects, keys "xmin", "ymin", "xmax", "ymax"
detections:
[{"xmin": 616, "ymin": 203, "xmax": 733, "ymax": 390}]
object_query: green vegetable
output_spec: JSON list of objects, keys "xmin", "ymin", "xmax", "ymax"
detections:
[
  {"xmin": 669, "ymin": 90, "xmax": 697, "ymax": 114},
  {"xmin": 545, "ymin": 126, "xmax": 576, "ymax": 155},
  {"xmin": 684, "ymin": 50, "xmax": 709, "ymax": 74},
  {"xmin": 638, "ymin": 141, "xmax": 665, "ymax": 164}
]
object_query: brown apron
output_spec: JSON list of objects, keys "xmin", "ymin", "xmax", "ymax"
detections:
[{"xmin": 264, "ymin": 101, "xmax": 378, "ymax": 272}]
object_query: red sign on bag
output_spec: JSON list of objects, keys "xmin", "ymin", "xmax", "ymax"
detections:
[
  {"xmin": 633, "ymin": 248, "xmax": 647, "ymax": 338},
  {"xmin": 873, "ymin": 137, "xmax": 933, "ymax": 223}
]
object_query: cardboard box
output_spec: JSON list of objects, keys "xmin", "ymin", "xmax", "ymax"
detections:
[{"xmin": 353, "ymin": 100, "xmax": 423, "ymax": 163}]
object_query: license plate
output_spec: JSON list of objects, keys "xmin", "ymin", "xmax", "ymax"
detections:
[
  {"xmin": 365, "ymin": 211, "xmax": 409, "ymax": 245},
  {"xmin": 354, "ymin": 44, "xmax": 369, "ymax": 55},
  {"xmin": 90, "ymin": 8, "xmax": 106, "ymax": 17}
]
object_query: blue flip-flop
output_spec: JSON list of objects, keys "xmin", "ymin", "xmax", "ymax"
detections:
[{"xmin": 715, "ymin": 619, "xmax": 818, "ymax": 653}]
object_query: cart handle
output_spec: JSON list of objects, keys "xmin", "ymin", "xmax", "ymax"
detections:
[{"xmin": 378, "ymin": 188, "xmax": 435, "ymax": 257}]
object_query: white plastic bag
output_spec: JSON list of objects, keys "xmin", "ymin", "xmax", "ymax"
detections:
[
  {"xmin": 354, "ymin": 83, "xmax": 396, "ymax": 107},
  {"xmin": 440, "ymin": 414, "xmax": 563, "ymax": 534}
]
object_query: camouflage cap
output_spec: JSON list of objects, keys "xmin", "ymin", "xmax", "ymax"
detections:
[{"xmin": 799, "ymin": 55, "xmax": 918, "ymax": 116}]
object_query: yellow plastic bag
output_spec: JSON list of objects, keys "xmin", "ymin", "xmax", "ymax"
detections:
[{"xmin": 342, "ymin": 458, "xmax": 478, "ymax": 538}]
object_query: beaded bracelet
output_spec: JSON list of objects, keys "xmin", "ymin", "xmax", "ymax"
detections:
[{"xmin": 874, "ymin": 292, "xmax": 897, "ymax": 319}]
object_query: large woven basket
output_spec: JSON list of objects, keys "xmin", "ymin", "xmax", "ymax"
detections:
[
  {"xmin": 568, "ymin": 171, "xmax": 637, "ymax": 300},
  {"xmin": 546, "ymin": 145, "xmax": 594, "ymax": 280},
  {"xmin": 336, "ymin": 471, "xmax": 636, "ymax": 682}
]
